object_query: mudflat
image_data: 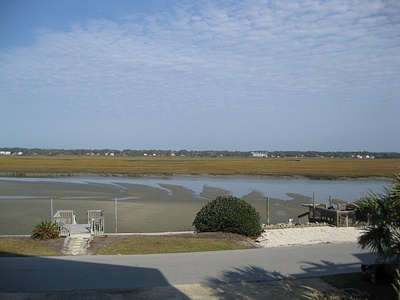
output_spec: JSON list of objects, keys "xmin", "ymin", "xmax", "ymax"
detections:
[{"xmin": 0, "ymin": 178, "xmax": 313, "ymax": 235}]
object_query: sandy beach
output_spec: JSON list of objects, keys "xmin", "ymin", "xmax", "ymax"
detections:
[{"xmin": 256, "ymin": 226, "xmax": 363, "ymax": 248}]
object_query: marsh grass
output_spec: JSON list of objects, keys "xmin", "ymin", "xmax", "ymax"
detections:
[
  {"xmin": 0, "ymin": 156, "xmax": 398, "ymax": 178},
  {"xmin": 93, "ymin": 236, "xmax": 253, "ymax": 255}
]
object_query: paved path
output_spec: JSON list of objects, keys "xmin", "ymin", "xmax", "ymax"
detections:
[{"xmin": 0, "ymin": 242, "xmax": 376, "ymax": 295}]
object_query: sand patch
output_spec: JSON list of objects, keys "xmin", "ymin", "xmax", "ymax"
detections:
[{"xmin": 256, "ymin": 226, "xmax": 364, "ymax": 248}]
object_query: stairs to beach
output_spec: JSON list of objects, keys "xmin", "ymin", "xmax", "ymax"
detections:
[
  {"xmin": 53, "ymin": 210, "xmax": 104, "ymax": 255},
  {"xmin": 62, "ymin": 224, "xmax": 92, "ymax": 255}
]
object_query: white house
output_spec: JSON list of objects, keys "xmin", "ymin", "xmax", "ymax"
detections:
[{"xmin": 252, "ymin": 151, "xmax": 268, "ymax": 158}]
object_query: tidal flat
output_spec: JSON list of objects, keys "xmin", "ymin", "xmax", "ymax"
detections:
[{"xmin": 0, "ymin": 178, "xmax": 317, "ymax": 235}]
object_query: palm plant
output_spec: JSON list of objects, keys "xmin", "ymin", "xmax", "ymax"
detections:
[
  {"xmin": 31, "ymin": 220, "xmax": 60, "ymax": 241},
  {"xmin": 353, "ymin": 174, "xmax": 400, "ymax": 261},
  {"xmin": 354, "ymin": 174, "xmax": 400, "ymax": 296}
]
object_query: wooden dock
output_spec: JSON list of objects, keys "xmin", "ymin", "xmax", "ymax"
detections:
[
  {"xmin": 298, "ymin": 204, "xmax": 355, "ymax": 227},
  {"xmin": 69, "ymin": 224, "xmax": 91, "ymax": 238},
  {"xmin": 52, "ymin": 209, "xmax": 105, "ymax": 237}
]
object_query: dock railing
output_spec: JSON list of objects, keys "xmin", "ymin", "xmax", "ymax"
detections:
[
  {"xmin": 300, "ymin": 204, "xmax": 355, "ymax": 227},
  {"xmin": 52, "ymin": 209, "xmax": 105, "ymax": 236},
  {"xmin": 52, "ymin": 210, "xmax": 77, "ymax": 237},
  {"xmin": 86, "ymin": 210, "xmax": 105, "ymax": 236}
]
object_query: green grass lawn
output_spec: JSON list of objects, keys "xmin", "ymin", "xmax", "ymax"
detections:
[
  {"xmin": 93, "ymin": 236, "xmax": 253, "ymax": 255},
  {"xmin": 0, "ymin": 235, "xmax": 253, "ymax": 257},
  {"xmin": 0, "ymin": 238, "xmax": 61, "ymax": 257}
]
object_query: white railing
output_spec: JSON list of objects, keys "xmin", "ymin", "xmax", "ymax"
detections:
[
  {"xmin": 52, "ymin": 209, "xmax": 105, "ymax": 237},
  {"xmin": 52, "ymin": 210, "xmax": 77, "ymax": 237},
  {"xmin": 87, "ymin": 210, "xmax": 105, "ymax": 236}
]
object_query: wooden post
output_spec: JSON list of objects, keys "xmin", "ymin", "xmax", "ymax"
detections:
[
  {"xmin": 313, "ymin": 191, "xmax": 316, "ymax": 208},
  {"xmin": 50, "ymin": 198, "xmax": 54, "ymax": 218},
  {"xmin": 312, "ymin": 191, "xmax": 316, "ymax": 220},
  {"xmin": 266, "ymin": 197, "xmax": 270, "ymax": 225},
  {"xmin": 336, "ymin": 210, "xmax": 340, "ymax": 226},
  {"xmin": 329, "ymin": 195, "xmax": 332, "ymax": 207},
  {"xmin": 114, "ymin": 197, "xmax": 118, "ymax": 233}
]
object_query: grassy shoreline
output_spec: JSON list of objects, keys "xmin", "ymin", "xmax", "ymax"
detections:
[{"xmin": 0, "ymin": 156, "xmax": 399, "ymax": 178}]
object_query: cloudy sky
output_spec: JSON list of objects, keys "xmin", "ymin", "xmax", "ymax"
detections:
[{"xmin": 1, "ymin": 0, "xmax": 399, "ymax": 151}]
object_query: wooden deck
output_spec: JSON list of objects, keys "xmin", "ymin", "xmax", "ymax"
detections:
[
  {"xmin": 69, "ymin": 224, "xmax": 91, "ymax": 238},
  {"xmin": 53, "ymin": 209, "xmax": 104, "ymax": 237},
  {"xmin": 298, "ymin": 204, "xmax": 355, "ymax": 227}
]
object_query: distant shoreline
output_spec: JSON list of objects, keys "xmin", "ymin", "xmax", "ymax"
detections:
[{"xmin": 0, "ymin": 172, "xmax": 392, "ymax": 181}]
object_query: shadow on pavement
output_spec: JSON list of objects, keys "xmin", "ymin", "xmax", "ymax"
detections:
[
  {"xmin": 203, "ymin": 265, "xmax": 336, "ymax": 299},
  {"xmin": 299, "ymin": 252, "xmax": 377, "ymax": 277},
  {"xmin": 0, "ymin": 248, "xmax": 380, "ymax": 299},
  {"xmin": 0, "ymin": 254, "xmax": 190, "ymax": 299},
  {"xmin": 202, "ymin": 253, "xmax": 378, "ymax": 300}
]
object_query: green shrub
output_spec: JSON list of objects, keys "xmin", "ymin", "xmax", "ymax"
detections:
[
  {"xmin": 31, "ymin": 220, "xmax": 60, "ymax": 241},
  {"xmin": 193, "ymin": 195, "xmax": 262, "ymax": 237}
]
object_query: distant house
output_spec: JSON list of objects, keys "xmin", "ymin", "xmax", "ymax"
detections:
[
  {"xmin": 85, "ymin": 152, "xmax": 97, "ymax": 156},
  {"xmin": 252, "ymin": 151, "xmax": 268, "ymax": 158}
]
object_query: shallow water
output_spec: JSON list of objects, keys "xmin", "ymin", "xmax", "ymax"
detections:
[
  {"xmin": 0, "ymin": 176, "xmax": 390, "ymax": 235},
  {"xmin": 0, "ymin": 175, "xmax": 390, "ymax": 201}
]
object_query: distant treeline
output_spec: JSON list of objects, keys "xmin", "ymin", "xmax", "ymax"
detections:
[{"xmin": 1, "ymin": 148, "xmax": 399, "ymax": 159}]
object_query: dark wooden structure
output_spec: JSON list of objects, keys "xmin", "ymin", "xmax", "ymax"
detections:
[{"xmin": 298, "ymin": 204, "xmax": 355, "ymax": 227}]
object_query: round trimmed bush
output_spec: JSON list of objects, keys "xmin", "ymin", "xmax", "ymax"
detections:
[{"xmin": 193, "ymin": 195, "xmax": 262, "ymax": 237}]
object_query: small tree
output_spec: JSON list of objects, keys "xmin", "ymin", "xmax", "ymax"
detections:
[
  {"xmin": 193, "ymin": 195, "xmax": 262, "ymax": 237},
  {"xmin": 31, "ymin": 220, "xmax": 60, "ymax": 241}
]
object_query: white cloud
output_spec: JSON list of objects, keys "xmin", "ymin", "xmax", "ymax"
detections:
[{"xmin": 0, "ymin": 0, "xmax": 399, "ymax": 150}]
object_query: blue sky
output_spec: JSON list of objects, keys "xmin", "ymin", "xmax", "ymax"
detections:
[{"xmin": 1, "ymin": 0, "xmax": 399, "ymax": 151}]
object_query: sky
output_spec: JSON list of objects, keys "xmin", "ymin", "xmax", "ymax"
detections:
[{"xmin": 1, "ymin": 0, "xmax": 399, "ymax": 152}]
